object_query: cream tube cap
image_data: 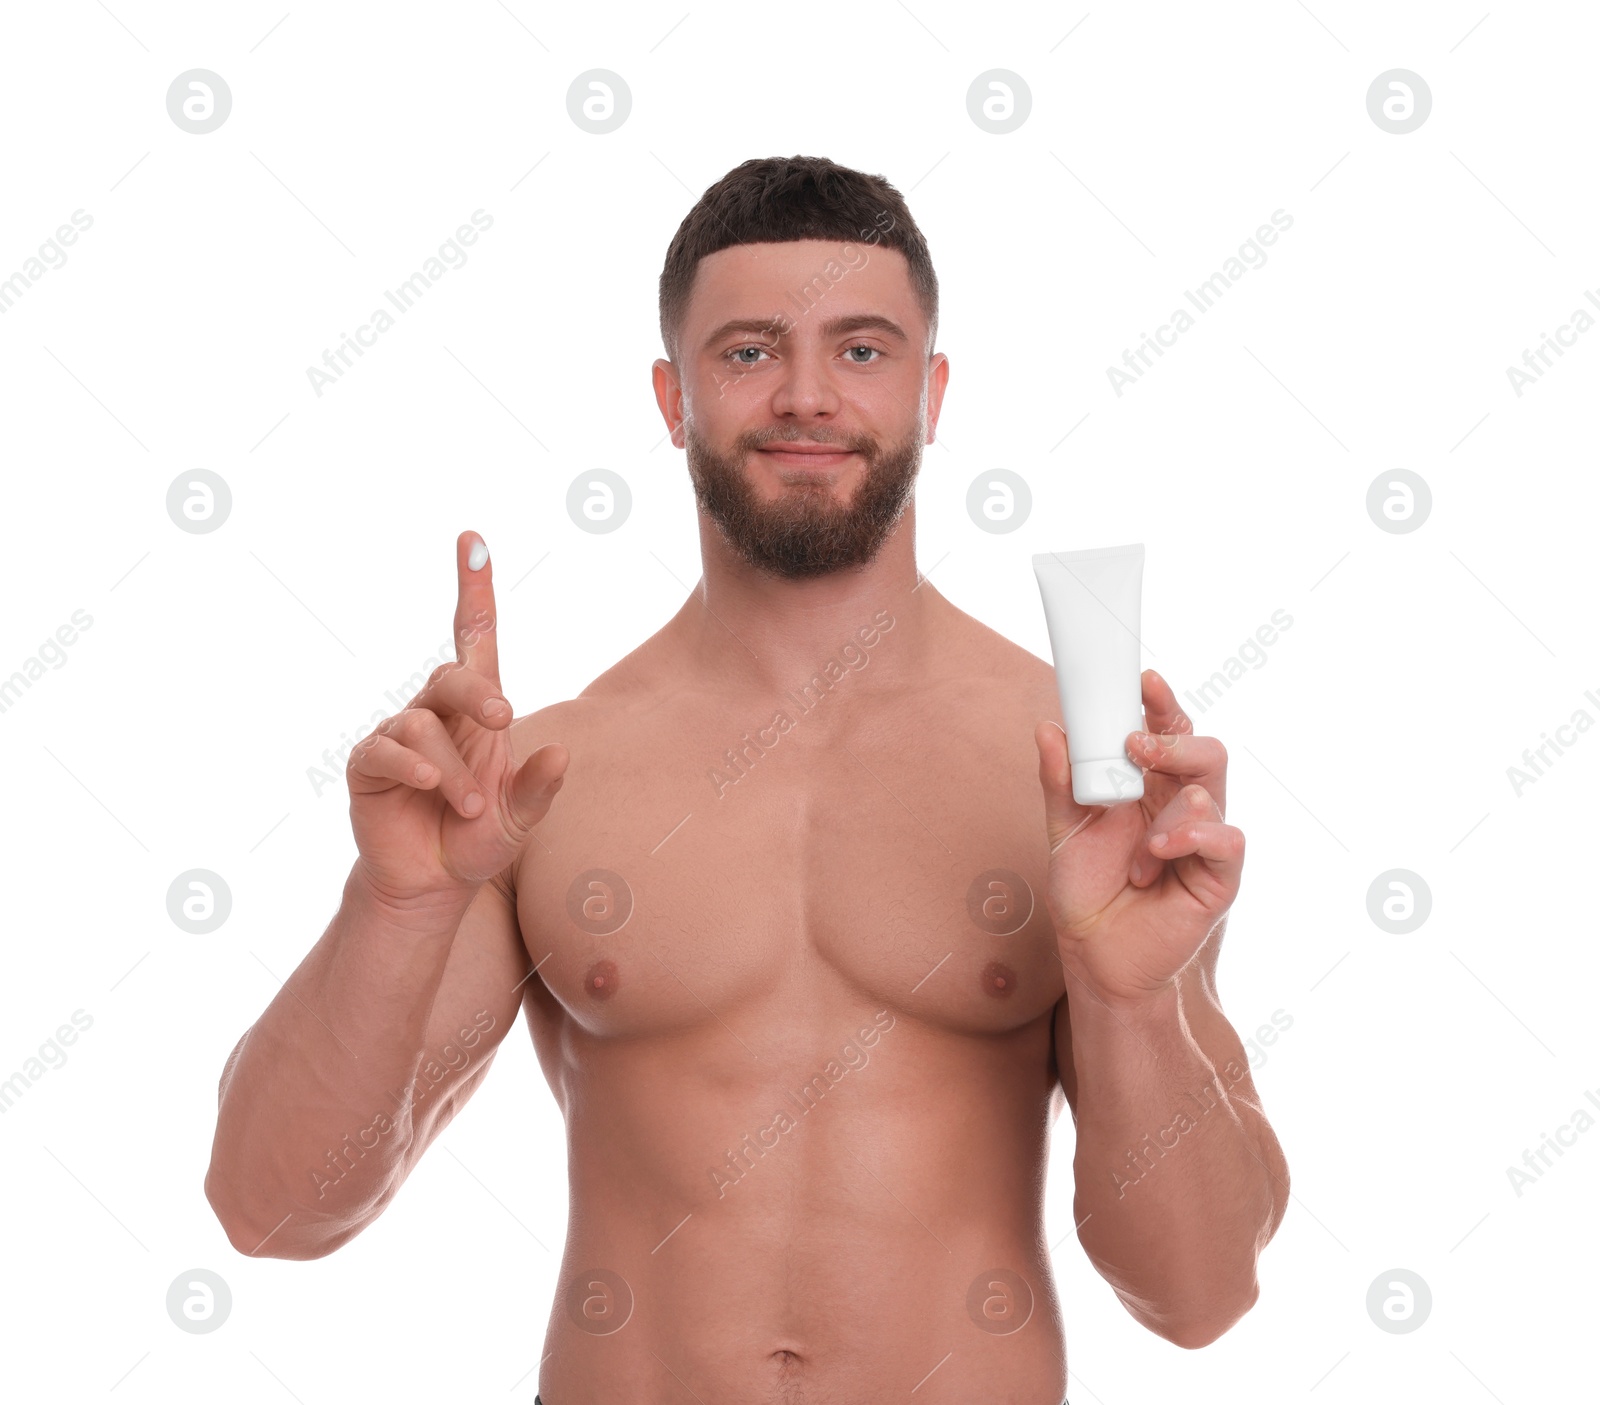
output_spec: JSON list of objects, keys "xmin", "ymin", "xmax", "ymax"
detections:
[{"xmin": 1071, "ymin": 756, "xmax": 1145, "ymax": 806}]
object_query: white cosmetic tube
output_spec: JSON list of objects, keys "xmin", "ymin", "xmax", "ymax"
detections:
[{"xmin": 1032, "ymin": 543, "xmax": 1146, "ymax": 805}]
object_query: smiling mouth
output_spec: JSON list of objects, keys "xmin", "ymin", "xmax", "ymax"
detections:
[{"xmin": 754, "ymin": 445, "xmax": 859, "ymax": 469}]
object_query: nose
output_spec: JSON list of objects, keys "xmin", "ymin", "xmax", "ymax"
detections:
[{"xmin": 767, "ymin": 342, "xmax": 843, "ymax": 421}]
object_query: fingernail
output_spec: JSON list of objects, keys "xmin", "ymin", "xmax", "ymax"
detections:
[
  {"xmin": 482, "ymin": 697, "xmax": 510, "ymax": 718},
  {"xmin": 1129, "ymin": 857, "xmax": 1143, "ymax": 882},
  {"xmin": 462, "ymin": 791, "xmax": 485, "ymax": 816},
  {"xmin": 1150, "ymin": 831, "xmax": 1168, "ymax": 849},
  {"xmin": 468, "ymin": 536, "xmax": 489, "ymax": 571}
]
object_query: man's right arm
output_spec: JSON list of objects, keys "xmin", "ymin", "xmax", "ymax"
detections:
[
  {"xmin": 204, "ymin": 530, "xmax": 567, "ymax": 1260},
  {"xmin": 203, "ymin": 859, "xmax": 533, "ymax": 1260}
]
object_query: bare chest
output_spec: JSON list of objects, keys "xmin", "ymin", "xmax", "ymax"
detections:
[{"xmin": 512, "ymin": 685, "xmax": 1065, "ymax": 1040}]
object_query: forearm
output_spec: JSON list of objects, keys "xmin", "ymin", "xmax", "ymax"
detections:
[
  {"xmin": 1065, "ymin": 979, "xmax": 1282, "ymax": 1346},
  {"xmin": 204, "ymin": 868, "xmax": 474, "ymax": 1258}
]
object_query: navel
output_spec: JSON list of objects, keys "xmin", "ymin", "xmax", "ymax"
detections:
[
  {"xmin": 583, "ymin": 959, "xmax": 620, "ymax": 1001},
  {"xmin": 980, "ymin": 961, "xmax": 1018, "ymax": 998}
]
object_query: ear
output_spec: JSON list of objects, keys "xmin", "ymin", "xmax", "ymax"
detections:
[
  {"xmin": 651, "ymin": 358, "xmax": 687, "ymax": 448},
  {"xmin": 925, "ymin": 352, "xmax": 950, "ymax": 443}
]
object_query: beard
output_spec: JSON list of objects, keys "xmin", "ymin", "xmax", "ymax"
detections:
[{"xmin": 683, "ymin": 419, "xmax": 923, "ymax": 580}]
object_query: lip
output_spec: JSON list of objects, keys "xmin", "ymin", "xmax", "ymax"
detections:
[{"xmin": 756, "ymin": 444, "xmax": 858, "ymax": 468}]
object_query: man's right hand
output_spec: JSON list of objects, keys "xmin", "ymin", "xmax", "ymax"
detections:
[{"xmin": 347, "ymin": 531, "xmax": 568, "ymax": 908}]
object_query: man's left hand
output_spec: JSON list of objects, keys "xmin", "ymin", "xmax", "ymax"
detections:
[{"xmin": 1035, "ymin": 668, "xmax": 1245, "ymax": 1008}]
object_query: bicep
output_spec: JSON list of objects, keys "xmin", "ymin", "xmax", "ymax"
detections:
[{"xmin": 399, "ymin": 870, "xmax": 532, "ymax": 1165}]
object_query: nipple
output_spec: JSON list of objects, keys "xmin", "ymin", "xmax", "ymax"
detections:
[
  {"xmin": 981, "ymin": 961, "xmax": 1017, "ymax": 998},
  {"xmin": 584, "ymin": 959, "xmax": 620, "ymax": 1001}
]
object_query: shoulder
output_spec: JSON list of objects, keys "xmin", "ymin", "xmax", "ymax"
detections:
[
  {"xmin": 503, "ymin": 694, "xmax": 622, "ymax": 766},
  {"xmin": 502, "ymin": 636, "xmax": 673, "ymax": 763},
  {"xmin": 936, "ymin": 594, "xmax": 1061, "ymax": 719}
]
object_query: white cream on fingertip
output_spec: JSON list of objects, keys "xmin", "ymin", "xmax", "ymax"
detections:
[
  {"xmin": 468, "ymin": 537, "xmax": 489, "ymax": 571},
  {"xmin": 1033, "ymin": 543, "xmax": 1146, "ymax": 806}
]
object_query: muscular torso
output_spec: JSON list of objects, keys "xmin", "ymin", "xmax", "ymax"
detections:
[{"xmin": 512, "ymin": 598, "xmax": 1074, "ymax": 1405}]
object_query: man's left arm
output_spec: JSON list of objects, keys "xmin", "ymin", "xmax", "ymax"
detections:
[
  {"xmin": 1054, "ymin": 925, "xmax": 1289, "ymax": 1347},
  {"xmin": 1036, "ymin": 669, "xmax": 1290, "ymax": 1349}
]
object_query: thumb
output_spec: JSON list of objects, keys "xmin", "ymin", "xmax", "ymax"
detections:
[
  {"xmin": 506, "ymin": 742, "xmax": 569, "ymax": 830},
  {"xmin": 1035, "ymin": 721, "xmax": 1097, "ymax": 852}
]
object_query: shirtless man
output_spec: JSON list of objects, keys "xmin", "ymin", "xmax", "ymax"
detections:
[{"xmin": 205, "ymin": 155, "xmax": 1288, "ymax": 1405}]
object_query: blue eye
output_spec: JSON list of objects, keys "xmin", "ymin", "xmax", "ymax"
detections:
[{"xmin": 724, "ymin": 343, "xmax": 883, "ymax": 365}]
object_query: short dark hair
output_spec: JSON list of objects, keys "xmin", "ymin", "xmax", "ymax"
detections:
[{"xmin": 658, "ymin": 154, "xmax": 939, "ymax": 363}]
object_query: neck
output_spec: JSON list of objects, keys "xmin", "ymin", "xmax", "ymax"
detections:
[{"xmin": 670, "ymin": 498, "xmax": 943, "ymax": 695}]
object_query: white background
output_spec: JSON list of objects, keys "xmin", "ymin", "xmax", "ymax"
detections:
[{"xmin": 1, "ymin": 1, "xmax": 1595, "ymax": 1401}]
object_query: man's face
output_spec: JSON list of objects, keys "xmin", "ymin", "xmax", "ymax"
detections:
[{"xmin": 654, "ymin": 239, "xmax": 947, "ymax": 580}]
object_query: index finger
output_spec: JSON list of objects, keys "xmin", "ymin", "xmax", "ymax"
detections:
[
  {"xmin": 454, "ymin": 531, "xmax": 501, "ymax": 687},
  {"xmin": 1127, "ymin": 728, "xmax": 1228, "ymax": 820}
]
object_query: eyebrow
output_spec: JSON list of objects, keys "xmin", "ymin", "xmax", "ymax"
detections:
[{"xmin": 701, "ymin": 312, "xmax": 910, "ymax": 352}]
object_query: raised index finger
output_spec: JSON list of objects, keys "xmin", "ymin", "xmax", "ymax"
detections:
[{"xmin": 454, "ymin": 530, "xmax": 501, "ymax": 688}]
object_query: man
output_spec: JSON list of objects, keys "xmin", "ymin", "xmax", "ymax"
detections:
[{"xmin": 206, "ymin": 154, "xmax": 1288, "ymax": 1405}]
